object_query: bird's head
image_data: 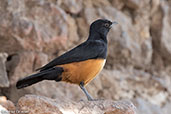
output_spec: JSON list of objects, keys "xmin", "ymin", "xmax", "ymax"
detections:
[{"xmin": 89, "ymin": 19, "xmax": 117, "ymax": 39}]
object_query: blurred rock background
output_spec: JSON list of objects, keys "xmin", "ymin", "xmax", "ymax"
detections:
[{"xmin": 0, "ymin": 0, "xmax": 171, "ymax": 113}]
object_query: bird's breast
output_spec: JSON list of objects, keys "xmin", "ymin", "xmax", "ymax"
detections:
[{"xmin": 57, "ymin": 59, "xmax": 106, "ymax": 85}]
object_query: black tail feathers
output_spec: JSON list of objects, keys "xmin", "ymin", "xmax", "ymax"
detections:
[{"xmin": 16, "ymin": 67, "xmax": 63, "ymax": 89}]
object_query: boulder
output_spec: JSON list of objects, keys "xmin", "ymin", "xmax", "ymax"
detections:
[
  {"xmin": 150, "ymin": 0, "xmax": 171, "ymax": 66},
  {"xmin": 6, "ymin": 51, "xmax": 48, "ymax": 85},
  {"xmin": 0, "ymin": 0, "xmax": 79, "ymax": 54},
  {"xmin": 0, "ymin": 105, "xmax": 9, "ymax": 114},
  {"xmin": 17, "ymin": 95, "xmax": 137, "ymax": 114},
  {"xmin": 0, "ymin": 96, "xmax": 15, "ymax": 113}
]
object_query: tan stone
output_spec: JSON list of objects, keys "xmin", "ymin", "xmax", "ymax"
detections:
[
  {"xmin": 0, "ymin": 53, "xmax": 9, "ymax": 87},
  {"xmin": 0, "ymin": 96, "xmax": 16, "ymax": 113},
  {"xmin": 17, "ymin": 95, "xmax": 136, "ymax": 114}
]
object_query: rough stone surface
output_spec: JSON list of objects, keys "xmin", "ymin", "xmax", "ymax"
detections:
[
  {"xmin": 162, "ymin": 102, "xmax": 171, "ymax": 114},
  {"xmin": 17, "ymin": 95, "xmax": 137, "ymax": 114},
  {"xmin": 160, "ymin": 1, "xmax": 171, "ymax": 63},
  {"xmin": 0, "ymin": 0, "xmax": 171, "ymax": 113},
  {"xmin": 0, "ymin": 96, "xmax": 16, "ymax": 113},
  {"xmin": 0, "ymin": 53, "xmax": 9, "ymax": 88},
  {"xmin": 0, "ymin": 0, "xmax": 77, "ymax": 54},
  {"xmin": 133, "ymin": 98, "xmax": 163, "ymax": 114},
  {"xmin": 0, "ymin": 105, "xmax": 9, "ymax": 114},
  {"xmin": 88, "ymin": 69, "xmax": 169, "ymax": 106},
  {"xmin": 6, "ymin": 51, "xmax": 48, "ymax": 85}
]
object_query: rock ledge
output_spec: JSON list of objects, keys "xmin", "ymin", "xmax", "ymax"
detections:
[{"xmin": 17, "ymin": 95, "xmax": 137, "ymax": 114}]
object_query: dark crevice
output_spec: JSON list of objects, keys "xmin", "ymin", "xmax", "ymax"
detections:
[
  {"xmin": 65, "ymin": 10, "xmax": 82, "ymax": 19},
  {"xmin": 1, "ymin": 87, "xmax": 10, "ymax": 100},
  {"xmin": 6, "ymin": 53, "xmax": 20, "ymax": 78},
  {"xmin": 149, "ymin": 4, "xmax": 165, "ymax": 70},
  {"xmin": 121, "ymin": 5, "xmax": 136, "ymax": 24},
  {"xmin": 6, "ymin": 54, "xmax": 17, "ymax": 61},
  {"xmin": 53, "ymin": 51, "xmax": 59, "ymax": 56},
  {"xmin": 32, "ymin": 57, "xmax": 37, "ymax": 71}
]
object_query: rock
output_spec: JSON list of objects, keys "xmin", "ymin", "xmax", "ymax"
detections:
[
  {"xmin": 0, "ymin": 96, "xmax": 16, "ymax": 112},
  {"xmin": 87, "ymin": 69, "xmax": 169, "ymax": 106},
  {"xmin": 109, "ymin": 0, "xmax": 125, "ymax": 10},
  {"xmin": 125, "ymin": 0, "xmax": 140, "ymax": 9},
  {"xmin": 133, "ymin": 98, "xmax": 163, "ymax": 114},
  {"xmin": 0, "ymin": 105, "xmax": 9, "ymax": 114},
  {"xmin": 150, "ymin": 0, "xmax": 171, "ymax": 66},
  {"xmin": 0, "ymin": 0, "xmax": 79, "ymax": 54},
  {"xmin": 162, "ymin": 102, "xmax": 171, "ymax": 114},
  {"xmin": 17, "ymin": 95, "xmax": 137, "ymax": 114},
  {"xmin": 66, "ymin": 15, "xmax": 80, "ymax": 48},
  {"xmin": 160, "ymin": 1, "xmax": 171, "ymax": 63},
  {"xmin": 150, "ymin": 1, "xmax": 164, "ymax": 70},
  {"xmin": 0, "ymin": 35, "xmax": 24, "ymax": 54},
  {"xmin": 58, "ymin": 0, "xmax": 82, "ymax": 14},
  {"xmin": 124, "ymin": 0, "xmax": 151, "ymax": 10},
  {"xmin": 6, "ymin": 51, "xmax": 48, "ymax": 85},
  {"xmin": 18, "ymin": 95, "xmax": 62, "ymax": 114},
  {"xmin": 0, "ymin": 53, "xmax": 9, "ymax": 88}
]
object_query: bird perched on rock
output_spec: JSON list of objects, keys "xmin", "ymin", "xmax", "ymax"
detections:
[{"xmin": 16, "ymin": 19, "xmax": 117, "ymax": 101}]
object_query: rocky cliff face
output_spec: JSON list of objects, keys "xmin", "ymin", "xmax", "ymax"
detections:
[{"xmin": 0, "ymin": 0, "xmax": 171, "ymax": 113}]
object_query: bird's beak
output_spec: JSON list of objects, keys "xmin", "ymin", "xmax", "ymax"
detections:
[
  {"xmin": 112, "ymin": 21, "xmax": 118, "ymax": 25},
  {"xmin": 109, "ymin": 21, "xmax": 118, "ymax": 29}
]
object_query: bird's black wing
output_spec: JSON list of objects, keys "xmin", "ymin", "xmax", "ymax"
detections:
[{"xmin": 37, "ymin": 40, "xmax": 107, "ymax": 72}]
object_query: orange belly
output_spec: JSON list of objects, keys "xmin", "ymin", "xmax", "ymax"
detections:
[{"xmin": 57, "ymin": 59, "xmax": 106, "ymax": 85}]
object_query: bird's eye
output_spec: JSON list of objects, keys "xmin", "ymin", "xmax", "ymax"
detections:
[{"xmin": 104, "ymin": 23, "xmax": 110, "ymax": 27}]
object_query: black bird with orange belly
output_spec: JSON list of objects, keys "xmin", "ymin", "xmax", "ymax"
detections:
[{"xmin": 16, "ymin": 19, "xmax": 116, "ymax": 101}]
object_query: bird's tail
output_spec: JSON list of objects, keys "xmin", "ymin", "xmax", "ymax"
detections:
[{"xmin": 16, "ymin": 67, "xmax": 63, "ymax": 89}]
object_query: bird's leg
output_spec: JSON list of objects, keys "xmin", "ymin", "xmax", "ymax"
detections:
[{"xmin": 79, "ymin": 81, "xmax": 93, "ymax": 101}]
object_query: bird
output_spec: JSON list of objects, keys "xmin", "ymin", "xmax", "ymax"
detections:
[{"xmin": 16, "ymin": 19, "xmax": 117, "ymax": 101}]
